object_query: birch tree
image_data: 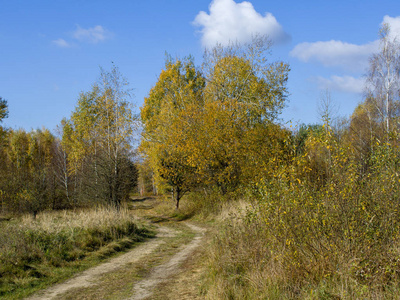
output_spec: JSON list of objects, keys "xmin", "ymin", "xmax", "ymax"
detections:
[
  {"xmin": 366, "ymin": 23, "xmax": 400, "ymax": 135},
  {"xmin": 63, "ymin": 65, "xmax": 138, "ymax": 208}
]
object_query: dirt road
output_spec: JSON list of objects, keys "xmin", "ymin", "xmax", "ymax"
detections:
[
  {"xmin": 25, "ymin": 199, "xmax": 206, "ymax": 300},
  {"xmin": 128, "ymin": 224, "xmax": 205, "ymax": 300}
]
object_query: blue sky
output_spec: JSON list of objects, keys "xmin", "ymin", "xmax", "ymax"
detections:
[{"xmin": 1, "ymin": 0, "xmax": 399, "ymax": 131}]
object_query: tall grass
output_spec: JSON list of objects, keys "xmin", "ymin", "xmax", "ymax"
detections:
[
  {"xmin": 203, "ymin": 205, "xmax": 291, "ymax": 299},
  {"xmin": 0, "ymin": 206, "xmax": 153, "ymax": 298},
  {"xmin": 202, "ymin": 138, "xmax": 400, "ymax": 299}
]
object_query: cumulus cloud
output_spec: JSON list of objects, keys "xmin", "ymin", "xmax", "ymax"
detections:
[
  {"xmin": 193, "ymin": 0, "xmax": 290, "ymax": 48},
  {"xmin": 315, "ymin": 76, "xmax": 365, "ymax": 94},
  {"xmin": 291, "ymin": 15, "xmax": 400, "ymax": 72},
  {"xmin": 52, "ymin": 38, "xmax": 71, "ymax": 48},
  {"xmin": 72, "ymin": 25, "xmax": 110, "ymax": 43}
]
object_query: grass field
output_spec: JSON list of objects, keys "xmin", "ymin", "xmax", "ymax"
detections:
[{"xmin": 0, "ymin": 206, "xmax": 154, "ymax": 299}]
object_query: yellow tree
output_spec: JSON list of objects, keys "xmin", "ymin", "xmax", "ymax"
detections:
[
  {"xmin": 61, "ymin": 86, "xmax": 103, "ymax": 205},
  {"xmin": 2, "ymin": 129, "xmax": 56, "ymax": 216},
  {"xmin": 194, "ymin": 36, "xmax": 290, "ymax": 193},
  {"xmin": 140, "ymin": 56, "xmax": 205, "ymax": 208},
  {"xmin": 347, "ymin": 101, "xmax": 381, "ymax": 173},
  {"xmin": 141, "ymin": 38, "xmax": 289, "ymax": 204},
  {"xmin": 203, "ymin": 36, "xmax": 289, "ymax": 123},
  {"xmin": 26, "ymin": 129, "xmax": 55, "ymax": 217},
  {"xmin": 5, "ymin": 129, "xmax": 30, "ymax": 212}
]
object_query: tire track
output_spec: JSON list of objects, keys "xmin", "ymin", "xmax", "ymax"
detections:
[
  {"xmin": 128, "ymin": 223, "xmax": 205, "ymax": 300},
  {"xmin": 25, "ymin": 226, "xmax": 176, "ymax": 300}
]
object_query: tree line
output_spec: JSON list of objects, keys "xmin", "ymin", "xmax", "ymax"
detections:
[
  {"xmin": 140, "ymin": 25, "xmax": 400, "ymax": 210},
  {"xmin": 1, "ymin": 23, "xmax": 399, "ymax": 226},
  {"xmin": 0, "ymin": 66, "xmax": 138, "ymax": 217}
]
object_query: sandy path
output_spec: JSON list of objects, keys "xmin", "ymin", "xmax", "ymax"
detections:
[
  {"xmin": 128, "ymin": 223, "xmax": 206, "ymax": 300},
  {"xmin": 25, "ymin": 226, "xmax": 176, "ymax": 300}
]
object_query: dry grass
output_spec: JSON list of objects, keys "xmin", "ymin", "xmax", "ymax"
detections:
[
  {"xmin": 0, "ymin": 206, "xmax": 153, "ymax": 299},
  {"xmin": 20, "ymin": 205, "xmax": 139, "ymax": 233},
  {"xmin": 202, "ymin": 201, "xmax": 283, "ymax": 300},
  {"xmin": 202, "ymin": 188, "xmax": 400, "ymax": 299}
]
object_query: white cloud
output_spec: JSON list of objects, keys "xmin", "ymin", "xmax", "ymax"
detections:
[
  {"xmin": 52, "ymin": 38, "xmax": 71, "ymax": 48},
  {"xmin": 72, "ymin": 25, "xmax": 110, "ymax": 43},
  {"xmin": 193, "ymin": 0, "xmax": 290, "ymax": 48},
  {"xmin": 315, "ymin": 76, "xmax": 365, "ymax": 94},
  {"xmin": 290, "ymin": 15, "xmax": 400, "ymax": 72},
  {"xmin": 290, "ymin": 40, "xmax": 378, "ymax": 72}
]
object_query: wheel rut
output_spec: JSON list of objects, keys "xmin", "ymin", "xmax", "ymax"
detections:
[
  {"xmin": 128, "ymin": 223, "xmax": 205, "ymax": 300},
  {"xmin": 25, "ymin": 223, "xmax": 205, "ymax": 300}
]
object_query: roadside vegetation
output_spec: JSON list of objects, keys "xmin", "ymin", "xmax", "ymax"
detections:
[
  {"xmin": 0, "ymin": 206, "xmax": 153, "ymax": 299},
  {"xmin": 201, "ymin": 134, "xmax": 400, "ymax": 299}
]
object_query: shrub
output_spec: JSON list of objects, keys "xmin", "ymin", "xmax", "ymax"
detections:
[{"xmin": 203, "ymin": 131, "xmax": 400, "ymax": 299}]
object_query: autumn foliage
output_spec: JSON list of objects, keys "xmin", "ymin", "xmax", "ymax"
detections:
[
  {"xmin": 139, "ymin": 33, "xmax": 400, "ymax": 298},
  {"xmin": 0, "ymin": 66, "xmax": 138, "ymax": 216},
  {"xmin": 1, "ymin": 24, "xmax": 400, "ymax": 299},
  {"xmin": 140, "ymin": 37, "xmax": 290, "ymax": 207}
]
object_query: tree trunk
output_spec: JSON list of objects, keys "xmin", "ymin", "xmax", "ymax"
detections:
[{"xmin": 175, "ymin": 186, "xmax": 181, "ymax": 210}]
